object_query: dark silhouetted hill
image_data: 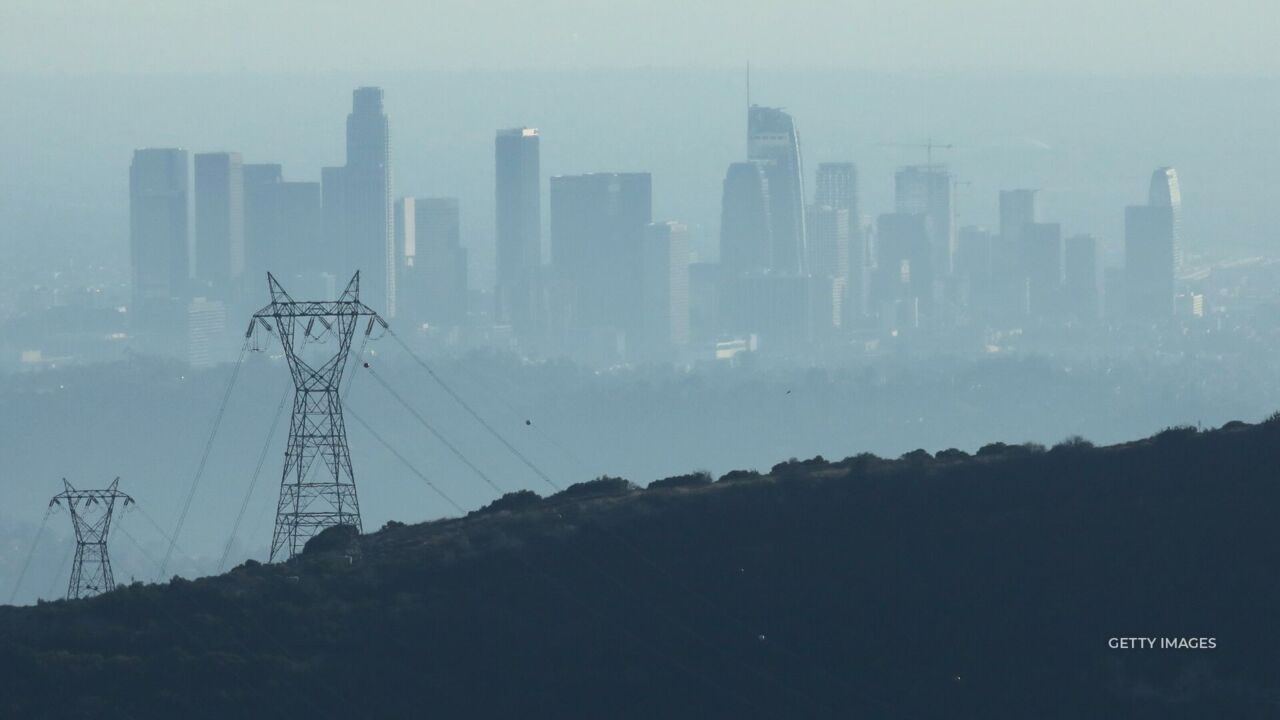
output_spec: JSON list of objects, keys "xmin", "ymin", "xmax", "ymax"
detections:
[{"xmin": 3, "ymin": 419, "xmax": 1280, "ymax": 719}]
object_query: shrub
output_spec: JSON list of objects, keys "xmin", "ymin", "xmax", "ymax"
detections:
[
  {"xmin": 935, "ymin": 448, "xmax": 969, "ymax": 462},
  {"xmin": 1051, "ymin": 435, "xmax": 1094, "ymax": 453},
  {"xmin": 472, "ymin": 490, "xmax": 543, "ymax": 516},
  {"xmin": 551, "ymin": 476, "xmax": 637, "ymax": 502},
  {"xmin": 648, "ymin": 472, "xmax": 713, "ymax": 490},
  {"xmin": 717, "ymin": 469, "xmax": 761, "ymax": 483},
  {"xmin": 899, "ymin": 449, "xmax": 933, "ymax": 463}
]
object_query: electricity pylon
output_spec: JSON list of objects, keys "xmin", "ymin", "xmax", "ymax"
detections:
[
  {"xmin": 49, "ymin": 478, "xmax": 133, "ymax": 599},
  {"xmin": 247, "ymin": 272, "xmax": 387, "ymax": 561}
]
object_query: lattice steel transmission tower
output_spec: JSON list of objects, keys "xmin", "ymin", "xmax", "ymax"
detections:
[
  {"xmin": 49, "ymin": 478, "xmax": 133, "ymax": 599},
  {"xmin": 248, "ymin": 272, "xmax": 387, "ymax": 561}
]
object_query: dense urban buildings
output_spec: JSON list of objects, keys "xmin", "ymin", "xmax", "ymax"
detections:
[
  {"xmin": 747, "ymin": 105, "xmax": 807, "ymax": 275},
  {"xmin": 114, "ymin": 88, "xmax": 1194, "ymax": 369},
  {"xmin": 494, "ymin": 127, "xmax": 542, "ymax": 334},
  {"xmin": 329, "ymin": 87, "xmax": 393, "ymax": 316},
  {"xmin": 129, "ymin": 148, "xmax": 191, "ymax": 350},
  {"xmin": 192, "ymin": 152, "xmax": 244, "ymax": 300}
]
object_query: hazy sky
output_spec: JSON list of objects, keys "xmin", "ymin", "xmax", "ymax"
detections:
[{"xmin": 5, "ymin": 0, "xmax": 1280, "ymax": 76}]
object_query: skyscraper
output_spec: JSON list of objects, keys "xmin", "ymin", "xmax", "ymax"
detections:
[
  {"xmin": 243, "ymin": 163, "xmax": 283, "ymax": 295},
  {"xmin": 639, "ymin": 221, "xmax": 691, "ymax": 356},
  {"xmin": 719, "ymin": 161, "xmax": 773, "ymax": 277},
  {"xmin": 805, "ymin": 205, "xmax": 850, "ymax": 280},
  {"xmin": 339, "ymin": 87, "xmax": 392, "ymax": 316},
  {"xmin": 130, "ymin": 148, "xmax": 190, "ymax": 347},
  {"xmin": 550, "ymin": 173, "xmax": 652, "ymax": 341},
  {"xmin": 399, "ymin": 197, "xmax": 468, "ymax": 327},
  {"xmin": 895, "ymin": 165, "xmax": 954, "ymax": 275},
  {"xmin": 495, "ymin": 127, "xmax": 541, "ymax": 332},
  {"xmin": 277, "ymin": 181, "xmax": 323, "ymax": 276},
  {"xmin": 748, "ymin": 105, "xmax": 806, "ymax": 274},
  {"xmin": 1125, "ymin": 204, "xmax": 1175, "ymax": 321},
  {"xmin": 1022, "ymin": 222, "xmax": 1062, "ymax": 318},
  {"xmin": 815, "ymin": 163, "xmax": 858, "ymax": 218},
  {"xmin": 1148, "ymin": 166, "xmax": 1182, "ymax": 269},
  {"xmin": 873, "ymin": 212, "xmax": 934, "ymax": 320},
  {"xmin": 193, "ymin": 152, "xmax": 244, "ymax": 299},
  {"xmin": 1064, "ymin": 234, "xmax": 1100, "ymax": 321}
]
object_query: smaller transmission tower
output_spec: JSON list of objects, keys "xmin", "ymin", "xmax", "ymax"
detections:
[
  {"xmin": 49, "ymin": 478, "xmax": 133, "ymax": 600},
  {"xmin": 248, "ymin": 272, "xmax": 386, "ymax": 561}
]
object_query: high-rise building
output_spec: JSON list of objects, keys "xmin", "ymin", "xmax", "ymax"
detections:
[
  {"xmin": 130, "ymin": 148, "xmax": 190, "ymax": 348},
  {"xmin": 1022, "ymin": 222, "xmax": 1062, "ymax": 318},
  {"xmin": 1063, "ymin": 234, "xmax": 1100, "ymax": 321},
  {"xmin": 896, "ymin": 165, "xmax": 954, "ymax": 275},
  {"xmin": 639, "ymin": 221, "xmax": 691, "ymax": 356},
  {"xmin": 998, "ymin": 189, "xmax": 1039, "ymax": 244},
  {"xmin": 805, "ymin": 205, "xmax": 850, "ymax": 280},
  {"xmin": 748, "ymin": 105, "xmax": 806, "ymax": 274},
  {"xmin": 550, "ymin": 173, "xmax": 652, "ymax": 342},
  {"xmin": 277, "ymin": 181, "xmax": 322, "ymax": 276},
  {"xmin": 1148, "ymin": 166, "xmax": 1182, "ymax": 269},
  {"xmin": 193, "ymin": 152, "xmax": 244, "ymax": 298},
  {"xmin": 185, "ymin": 297, "xmax": 228, "ymax": 369},
  {"xmin": 338, "ymin": 87, "xmax": 393, "ymax": 316},
  {"xmin": 495, "ymin": 127, "xmax": 541, "ymax": 332},
  {"xmin": 873, "ymin": 212, "xmax": 934, "ymax": 320},
  {"xmin": 815, "ymin": 162, "xmax": 858, "ymax": 217},
  {"xmin": 1125, "ymin": 204, "xmax": 1175, "ymax": 321},
  {"xmin": 955, "ymin": 225, "xmax": 994, "ymax": 317},
  {"xmin": 719, "ymin": 161, "xmax": 773, "ymax": 277},
  {"xmin": 243, "ymin": 163, "xmax": 283, "ymax": 295},
  {"xmin": 399, "ymin": 197, "xmax": 468, "ymax": 327}
]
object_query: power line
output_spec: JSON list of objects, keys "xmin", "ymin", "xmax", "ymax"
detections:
[
  {"xmin": 8, "ymin": 506, "xmax": 53, "ymax": 604},
  {"xmin": 219, "ymin": 385, "xmax": 290, "ymax": 572},
  {"xmin": 158, "ymin": 343, "xmax": 248, "ymax": 579},
  {"xmin": 361, "ymin": 366, "xmax": 508, "ymax": 497},
  {"xmin": 387, "ymin": 330, "xmax": 562, "ymax": 492},
  {"xmin": 344, "ymin": 404, "xmax": 466, "ymax": 515}
]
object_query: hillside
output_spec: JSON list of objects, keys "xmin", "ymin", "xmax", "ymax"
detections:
[{"xmin": 3, "ymin": 421, "xmax": 1280, "ymax": 718}]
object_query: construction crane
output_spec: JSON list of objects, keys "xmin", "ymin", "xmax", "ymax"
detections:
[{"xmin": 876, "ymin": 138, "xmax": 957, "ymax": 169}]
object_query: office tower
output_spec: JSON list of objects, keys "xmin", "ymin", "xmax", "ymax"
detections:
[
  {"xmin": 805, "ymin": 205, "xmax": 850, "ymax": 280},
  {"xmin": 687, "ymin": 262, "xmax": 721, "ymax": 345},
  {"xmin": 1125, "ymin": 204, "xmax": 1175, "ymax": 320},
  {"xmin": 815, "ymin": 162, "xmax": 858, "ymax": 215},
  {"xmin": 1148, "ymin": 166, "xmax": 1182, "ymax": 269},
  {"xmin": 719, "ymin": 161, "xmax": 773, "ymax": 277},
  {"xmin": 998, "ymin": 189, "xmax": 1039, "ymax": 243},
  {"xmin": 243, "ymin": 163, "xmax": 283, "ymax": 292},
  {"xmin": 748, "ymin": 105, "xmax": 806, "ymax": 274},
  {"xmin": 339, "ymin": 87, "xmax": 393, "ymax": 316},
  {"xmin": 277, "ymin": 181, "xmax": 323, "ymax": 276},
  {"xmin": 399, "ymin": 197, "xmax": 468, "ymax": 327},
  {"xmin": 1064, "ymin": 234, "xmax": 1100, "ymax": 321},
  {"xmin": 193, "ymin": 152, "xmax": 244, "ymax": 298},
  {"xmin": 895, "ymin": 165, "xmax": 954, "ymax": 274},
  {"xmin": 130, "ymin": 148, "xmax": 190, "ymax": 347},
  {"xmin": 639, "ymin": 221, "xmax": 691, "ymax": 356},
  {"xmin": 955, "ymin": 226, "xmax": 993, "ymax": 316},
  {"xmin": 992, "ymin": 189, "xmax": 1040, "ymax": 318},
  {"xmin": 186, "ymin": 297, "xmax": 228, "ymax": 369},
  {"xmin": 1022, "ymin": 222, "xmax": 1062, "ymax": 318},
  {"xmin": 495, "ymin": 127, "xmax": 541, "ymax": 332},
  {"xmin": 550, "ymin": 173, "xmax": 652, "ymax": 343},
  {"xmin": 872, "ymin": 213, "xmax": 934, "ymax": 321}
]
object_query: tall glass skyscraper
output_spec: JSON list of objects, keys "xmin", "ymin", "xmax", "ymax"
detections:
[
  {"xmin": 895, "ymin": 165, "xmax": 954, "ymax": 275},
  {"xmin": 339, "ymin": 87, "xmax": 392, "ymax": 315},
  {"xmin": 495, "ymin": 127, "xmax": 541, "ymax": 332},
  {"xmin": 130, "ymin": 148, "xmax": 190, "ymax": 337},
  {"xmin": 1148, "ymin": 166, "xmax": 1182, "ymax": 269},
  {"xmin": 748, "ymin": 105, "xmax": 807, "ymax": 274},
  {"xmin": 719, "ymin": 160, "xmax": 773, "ymax": 277},
  {"xmin": 193, "ymin": 151, "xmax": 244, "ymax": 298}
]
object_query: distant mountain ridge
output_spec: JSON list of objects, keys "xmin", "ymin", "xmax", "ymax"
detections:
[{"xmin": 2, "ymin": 419, "xmax": 1279, "ymax": 718}]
